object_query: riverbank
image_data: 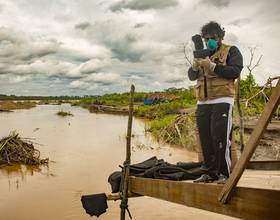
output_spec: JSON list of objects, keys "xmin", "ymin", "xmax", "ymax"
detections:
[
  {"xmin": 74, "ymin": 88, "xmax": 198, "ymax": 151},
  {"xmin": 0, "ymin": 100, "xmax": 37, "ymax": 111},
  {"xmin": 73, "ymin": 79, "xmax": 279, "ymax": 160},
  {"xmin": 76, "ymin": 100, "xmax": 280, "ymax": 160},
  {"xmin": 0, "ymin": 100, "xmax": 75, "ymax": 111}
]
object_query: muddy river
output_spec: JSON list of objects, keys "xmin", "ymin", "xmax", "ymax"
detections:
[{"xmin": 0, "ymin": 104, "xmax": 236, "ymax": 220}]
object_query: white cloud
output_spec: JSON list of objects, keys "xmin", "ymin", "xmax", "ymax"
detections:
[
  {"xmin": 163, "ymin": 67, "xmax": 186, "ymax": 83},
  {"xmin": 85, "ymin": 72, "xmax": 120, "ymax": 85},
  {"xmin": 7, "ymin": 60, "xmax": 75, "ymax": 76},
  {"xmin": 152, "ymin": 81, "xmax": 161, "ymax": 87},
  {"xmin": 8, "ymin": 75, "xmax": 32, "ymax": 83},
  {"xmin": 79, "ymin": 59, "xmax": 110, "ymax": 74},
  {"xmin": 69, "ymin": 80, "xmax": 89, "ymax": 89}
]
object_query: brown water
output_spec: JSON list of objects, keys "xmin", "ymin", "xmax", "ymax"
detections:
[{"xmin": 0, "ymin": 104, "xmax": 236, "ymax": 220}]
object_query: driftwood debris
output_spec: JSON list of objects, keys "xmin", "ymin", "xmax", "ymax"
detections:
[
  {"xmin": 156, "ymin": 113, "xmax": 197, "ymax": 150},
  {"xmin": 0, "ymin": 131, "xmax": 48, "ymax": 166},
  {"xmin": 89, "ymin": 104, "xmax": 129, "ymax": 114}
]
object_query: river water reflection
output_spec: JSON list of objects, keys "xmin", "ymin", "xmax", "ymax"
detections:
[{"xmin": 0, "ymin": 104, "xmax": 235, "ymax": 220}]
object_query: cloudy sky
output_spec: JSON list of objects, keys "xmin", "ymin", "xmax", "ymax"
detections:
[{"xmin": 0, "ymin": 0, "xmax": 279, "ymax": 96}]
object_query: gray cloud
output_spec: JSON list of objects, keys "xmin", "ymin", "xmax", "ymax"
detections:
[
  {"xmin": 124, "ymin": 72, "xmax": 148, "ymax": 77},
  {"xmin": 0, "ymin": 28, "xmax": 59, "ymax": 61},
  {"xmin": 0, "ymin": 4, "xmax": 4, "ymax": 13},
  {"xmin": 109, "ymin": 0, "xmax": 178, "ymax": 12},
  {"xmin": 75, "ymin": 22, "xmax": 91, "ymax": 30},
  {"xmin": 107, "ymin": 34, "xmax": 143, "ymax": 62},
  {"xmin": 0, "ymin": 26, "xmax": 112, "ymax": 81},
  {"xmin": 134, "ymin": 23, "xmax": 146, "ymax": 28},
  {"xmin": 162, "ymin": 68, "xmax": 186, "ymax": 83},
  {"xmin": 199, "ymin": 0, "xmax": 231, "ymax": 8},
  {"xmin": 70, "ymin": 72, "xmax": 120, "ymax": 90},
  {"xmin": 228, "ymin": 18, "xmax": 251, "ymax": 27}
]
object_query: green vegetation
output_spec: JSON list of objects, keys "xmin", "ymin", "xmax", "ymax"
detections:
[
  {"xmin": 135, "ymin": 88, "xmax": 197, "ymax": 150},
  {"xmin": 74, "ymin": 73, "xmax": 275, "ymax": 151},
  {"xmin": 56, "ymin": 111, "xmax": 73, "ymax": 117},
  {"xmin": 239, "ymin": 72, "xmax": 273, "ymax": 115},
  {"xmin": 75, "ymin": 92, "xmax": 146, "ymax": 108}
]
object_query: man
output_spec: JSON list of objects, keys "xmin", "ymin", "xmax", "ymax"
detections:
[{"xmin": 188, "ymin": 21, "xmax": 243, "ymax": 183}]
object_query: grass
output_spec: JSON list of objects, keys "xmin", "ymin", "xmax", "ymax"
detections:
[
  {"xmin": 0, "ymin": 101, "xmax": 36, "ymax": 110},
  {"xmin": 56, "ymin": 110, "xmax": 73, "ymax": 117}
]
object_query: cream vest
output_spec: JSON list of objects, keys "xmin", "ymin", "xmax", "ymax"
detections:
[{"xmin": 195, "ymin": 44, "xmax": 235, "ymax": 101}]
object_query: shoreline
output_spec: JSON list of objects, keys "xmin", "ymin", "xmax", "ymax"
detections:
[{"xmin": 1, "ymin": 101, "xmax": 279, "ymax": 161}]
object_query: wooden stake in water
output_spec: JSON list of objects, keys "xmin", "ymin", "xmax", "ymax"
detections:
[{"xmin": 120, "ymin": 84, "xmax": 135, "ymax": 220}]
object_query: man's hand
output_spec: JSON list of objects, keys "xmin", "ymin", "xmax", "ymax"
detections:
[
  {"xmin": 192, "ymin": 58, "xmax": 201, "ymax": 71},
  {"xmin": 197, "ymin": 57, "xmax": 216, "ymax": 73}
]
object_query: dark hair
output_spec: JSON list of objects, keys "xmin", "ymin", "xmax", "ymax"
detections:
[{"xmin": 201, "ymin": 21, "xmax": 225, "ymax": 38}]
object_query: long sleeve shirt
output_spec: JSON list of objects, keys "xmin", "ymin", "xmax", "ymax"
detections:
[{"xmin": 188, "ymin": 46, "xmax": 243, "ymax": 81}]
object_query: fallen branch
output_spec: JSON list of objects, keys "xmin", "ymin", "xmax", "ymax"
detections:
[{"xmin": 245, "ymin": 76, "xmax": 280, "ymax": 108}]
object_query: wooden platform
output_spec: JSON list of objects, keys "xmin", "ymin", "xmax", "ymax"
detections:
[
  {"xmin": 129, "ymin": 171, "xmax": 280, "ymax": 219},
  {"xmin": 238, "ymin": 169, "xmax": 280, "ymax": 190},
  {"xmin": 248, "ymin": 160, "xmax": 280, "ymax": 170}
]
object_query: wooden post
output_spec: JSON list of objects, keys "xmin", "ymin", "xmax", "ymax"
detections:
[
  {"xmin": 120, "ymin": 85, "xmax": 135, "ymax": 220},
  {"xmin": 230, "ymin": 137, "xmax": 238, "ymax": 170},
  {"xmin": 218, "ymin": 79, "xmax": 280, "ymax": 203},
  {"xmin": 236, "ymin": 77, "xmax": 245, "ymax": 152}
]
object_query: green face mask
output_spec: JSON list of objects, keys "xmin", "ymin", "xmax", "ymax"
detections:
[{"xmin": 207, "ymin": 39, "xmax": 218, "ymax": 51}]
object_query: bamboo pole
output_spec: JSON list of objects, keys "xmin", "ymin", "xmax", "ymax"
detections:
[{"xmin": 120, "ymin": 85, "xmax": 135, "ymax": 220}]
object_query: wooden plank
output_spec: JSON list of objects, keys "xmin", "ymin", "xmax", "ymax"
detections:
[
  {"xmin": 130, "ymin": 177, "xmax": 280, "ymax": 220},
  {"xmin": 247, "ymin": 161, "xmax": 280, "ymax": 170},
  {"xmin": 107, "ymin": 192, "xmax": 141, "ymax": 201},
  {"xmin": 219, "ymin": 79, "xmax": 280, "ymax": 203}
]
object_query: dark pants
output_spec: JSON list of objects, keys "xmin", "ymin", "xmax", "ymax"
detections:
[{"xmin": 196, "ymin": 103, "xmax": 232, "ymax": 177}]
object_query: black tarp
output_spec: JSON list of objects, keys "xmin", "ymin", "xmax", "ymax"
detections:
[
  {"xmin": 108, "ymin": 157, "xmax": 203, "ymax": 193},
  {"xmin": 81, "ymin": 157, "xmax": 204, "ymax": 217}
]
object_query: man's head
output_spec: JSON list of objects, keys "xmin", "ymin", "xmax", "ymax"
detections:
[{"xmin": 201, "ymin": 21, "xmax": 225, "ymax": 50}]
